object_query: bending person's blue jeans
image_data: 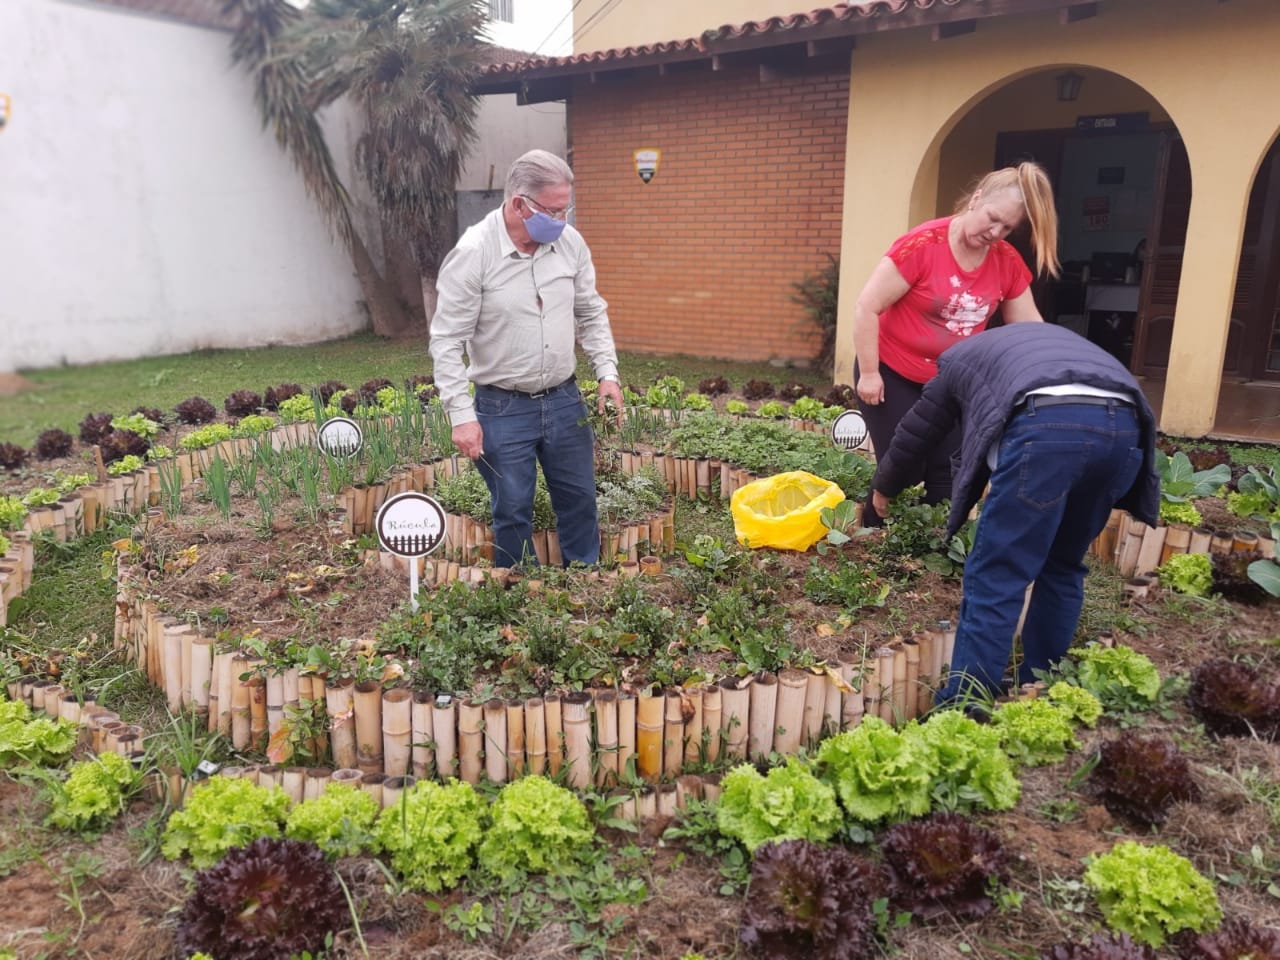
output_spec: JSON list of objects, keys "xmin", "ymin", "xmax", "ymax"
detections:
[
  {"xmin": 474, "ymin": 379, "xmax": 600, "ymax": 567},
  {"xmin": 936, "ymin": 397, "xmax": 1143, "ymax": 704}
]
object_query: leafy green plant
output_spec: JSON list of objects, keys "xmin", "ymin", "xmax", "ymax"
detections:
[
  {"xmin": 1187, "ymin": 657, "xmax": 1280, "ymax": 740},
  {"xmin": 0, "ymin": 496, "xmax": 30, "ymax": 531},
  {"xmin": 716, "ymin": 759, "xmax": 843, "ymax": 852},
  {"xmin": 816, "ymin": 716, "xmax": 935, "ymax": 824},
  {"xmin": 107, "ymin": 454, "xmax": 145, "ymax": 476},
  {"xmin": 278, "ymin": 392, "xmax": 319, "ymax": 423},
  {"xmin": 162, "ymin": 776, "xmax": 291, "ymax": 868},
  {"xmin": 1083, "ymin": 841, "xmax": 1222, "ymax": 948},
  {"xmin": 683, "ymin": 392, "xmax": 713, "ymax": 411},
  {"xmin": 0, "ymin": 535, "xmax": 9, "ymax": 557},
  {"xmin": 1047, "ymin": 681, "xmax": 1103, "ymax": 727},
  {"xmin": 1156, "ymin": 553, "xmax": 1213, "ymax": 597},
  {"xmin": 725, "ymin": 399, "xmax": 749, "ymax": 415},
  {"xmin": 477, "ymin": 776, "xmax": 595, "ymax": 881},
  {"xmin": 1246, "ymin": 519, "xmax": 1280, "ymax": 597},
  {"xmin": 1073, "ymin": 644, "xmax": 1162, "ymax": 711},
  {"xmin": 645, "ymin": 376, "xmax": 686, "ymax": 409},
  {"xmin": 202, "ymin": 455, "xmax": 233, "ymax": 520},
  {"xmin": 916, "ymin": 709, "xmax": 1021, "ymax": 813},
  {"xmin": 178, "ymin": 423, "xmax": 234, "ymax": 451},
  {"xmin": 233, "ymin": 413, "xmax": 276, "ymax": 437},
  {"xmin": 0, "ymin": 699, "xmax": 78, "ymax": 767},
  {"xmin": 815, "ymin": 499, "xmax": 863, "ymax": 555},
  {"xmin": 787, "ymin": 396, "xmax": 827, "ymax": 421},
  {"xmin": 110, "ymin": 413, "xmax": 160, "ymax": 440},
  {"xmin": 803, "ymin": 557, "xmax": 891, "ymax": 611},
  {"xmin": 792, "ymin": 253, "xmax": 840, "ymax": 376},
  {"xmin": 374, "ymin": 779, "xmax": 486, "ymax": 893},
  {"xmin": 21, "ymin": 487, "xmax": 61, "ymax": 507},
  {"xmin": 284, "ymin": 782, "xmax": 379, "ymax": 859},
  {"xmin": 756, "ymin": 400, "xmax": 788, "ymax": 419},
  {"xmin": 45, "ymin": 751, "xmax": 142, "ymax": 835},
  {"xmin": 991, "ymin": 698, "xmax": 1078, "ymax": 766},
  {"xmin": 1155, "ymin": 451, "xmax": 1230, "ymax": 503},
  {"xmin": 1227, "ymin": 464, "xmax": 1280, "ymax": 520},
  {"xmin": 1091, "ymin": 732, "xmax": 1200, "ymax": 827},
  {"xmin": 1158, "ymin": 499, "xmax": 1202, "ymax": 527}
]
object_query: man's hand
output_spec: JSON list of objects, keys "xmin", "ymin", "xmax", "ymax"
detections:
[
  {"xmin": 597, "ymin": 378, "xmax": 624, "ymax": 427},
  {"xmin": 856, "ymin": 371, "xmax": 885, "ymax": 406},
  {"xmin": 871, "ymin": 489, "xmax": 891, "ymax": 518},
  {"xmin": 452, "ymin": 422, "xmax": 484, "ymax": 460}
]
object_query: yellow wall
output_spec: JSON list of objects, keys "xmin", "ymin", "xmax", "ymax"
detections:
[
  {"xmin": 573, "ymin": 1, "xmax": 811, "ymax": 53},
  {"xmin": 833, "ymin": 0, "xmax": 1280, "ymax": 436}
]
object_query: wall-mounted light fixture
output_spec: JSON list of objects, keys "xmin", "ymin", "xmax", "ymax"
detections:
[{"xmin": 1056, "ymin": 71, "xmax": 1084, "ymax": 103}]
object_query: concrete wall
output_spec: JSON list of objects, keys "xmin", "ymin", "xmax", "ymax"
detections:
[{"xmin": 0, "ymin": 0, "xmax": 368, "ymax": 373}]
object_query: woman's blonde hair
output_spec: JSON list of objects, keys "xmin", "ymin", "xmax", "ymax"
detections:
[{"xmin": 956, "ymin": 162, "xmax": 1060, "ymax": 278}]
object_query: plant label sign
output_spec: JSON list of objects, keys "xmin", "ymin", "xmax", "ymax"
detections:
[
  {"xmin": 830, "ymin": 410, "xmax": 870, "ymax": 452},
  {"xmin": 317, "ymin": 416, "xmax": 363, "ymax": 458},
  {"xmin": 376, "ymin": 491, "xmax": 447, "ymax": 610}
]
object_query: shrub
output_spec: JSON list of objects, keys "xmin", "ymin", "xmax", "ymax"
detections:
[
  {"xmin": 477, "ymin": 776, "xmax": 595, "ymax": 881},
  {"xmin": 162, "ymin": 776, "xmax": 291, "ymax": 868},
  {"xmin": 174, "ymin": 396, "xmax": 218, "ymax": 425},
  {"xmin": 374, "ymin": 779, "xmax": 485, "ymax": 893},
  {"xmin": 741, "ymin": 839, "xmax": 881, "ymax": 960},
  {"xmin": 881, "ymin": 811, "xmax": 1007, "ymax": 920},
  {"xmin": 34, "ymin": 429, "xmax": 75, "ymax": 459},
  {"xmin": 0, "ymin": 443, "xmax": 28, "ymax": 470},
  {"xmin": 1091, "ymin": 732, "xmax": 1200, "ymax": 826},
  {"xmin": 792, "ymin": 254, "xmax": 840, "ymax": 376},
  {"xmin": 716, "ymin": 760, "xmax": 842, "ymax": 852},
  {"xmin": 1083, "ymin": 841, "xmax": 1221, "ymax": 948},
  {"xmin": 815, "ymin": 717, "xmax": 935, "ymax": 823},
  {"xmin": 262, "ymin": 383, "xmax": 303, "ymax": 410},
  {"xmin": 743, "ymin": 378, "xmax": 775, "ymax": 400},
  {"xmin": 284, "ymin": 782, "xmax": 379, "ymax": 860},
  {"xmin": 78, "ymin": 412, "xmax": 115, "ymax": 444},
  {"xmin": 1187, "ymin": 658, "xmax": 1280, "ymax": 741},
  {"xmin": 176, "ymin": 837, "xmax": 346, "ymax": 960},
  {"xmin": 45, "ymin": 752, "xmax": 141, "ymax": 835},
  {"xmin": 224, "ymin": 390, "xmax": 263, "ymax": 418}
]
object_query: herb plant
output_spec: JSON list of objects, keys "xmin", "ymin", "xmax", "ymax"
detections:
[
  {"xmin": 716, "ymin": 760, "xmax": 843, "ymax": 852},
  {"xmin": 1083, "ymin": 841, "xmax": 1222, "ymax": 948},
  {"xmin": 162, "ymin": 776, "xmax": 291, "ymax": 868}
]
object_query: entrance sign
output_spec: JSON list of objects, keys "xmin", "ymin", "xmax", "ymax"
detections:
[
  {"xmin": 634, "ymin": 148, "xmax": 660, "ymax": 184},
  {"xmin": 376, "ymin": 491, "xmax": 447, "ymax": 611},
  {"xmin": 830, "ymin": 410, "xmax": 870, "ymax": 452},
  {"xmin": 317, "ymin": 416, "xmax": 363, "ymax": 458}
]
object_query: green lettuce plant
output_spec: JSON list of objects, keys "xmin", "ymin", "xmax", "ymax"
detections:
[
  {"xmin": 815, "ymin": 716, "xmax": 935, "ymax": 823},
  {"xmin": 1074, "ymin": 644, "xmax": 1161, "ymax": 711},
  {"xmin": 1158, "ymin": 499, "xmax": 1201, "ymax": 527},
  {"xmin": 107, "ymin": 455, "xmax": 145, "ymax": 476},
  {"xmin": 54, "ymin": 472, "xmax": 94, "ymax": 493},
  {"xmin": 787, "ymin": 396, "xmax": 826, "ymax": 421},
  {"xmin": 1046, "ymin": 681, "xmax": 1103, "ymax": 728},
  {"xmin": 21, "ymin": 487, "xmax": 61, "ymax": 507},
  {"xmin": 1156, "ymin": 553, "xmax": 1213, "ymax": 597},
  {"xmin": 991, "ymin": 698, "xmax": 1078, "ymax": 766},
  {"xmin": 725, "ymin": 399, "xmax": 749, "ymax": 415},
  {"xmin": 278, "ymin": 393, "xmax": 318, "ymax": 423},
  {"xmin": 1083, "ymin": 841, "xmax": 1221, "ymax": 947},
  {"xmin": 756, "ymin": 400, "xmax": 788, "ymax": 419},
  {"xmin": 110, "ymin": 413, "xmax": 160, "ymax": 440},
  {"xmin": 0, "ymin": 535, "xmax": 10, "ymax": 557},
  {"xmin": 0, "ymin": 699, "xmax": 78, "ymax": 767},
  {"xmin": 233, "ymin": 414, "xmax": 276, "ymax": 437},
  {"xmin": 147, "ymin": 444, "xmax": 173, "ymax": 461},
  {"xmin": 374, "ymin": 779, "xmax": 486, "ymax": 892},
  {"xmin": 916, "ymin": 709, "xmax": 1021, "ymax": 813},
  {"xmin": 178, "ymin": 424, "xmax": 234, "ymax": 451},
  {"xmin": 162, "ymin": 776, "xmax": 291, "ymax": 868},
  {"xmin": 683, "ymin": 392, "xmax": 714, "ymax": 411},
  {"xmin": 716, "ymin": 759, "xmax": 842, "ymax": 852},
  {"xmin": 476, "ymin": 776, "xmax": 595, "ymax": 880},
  {"xmin": 45, "ymin": 751, "xmax": 142, "ymax": 835},
  {"xmin": 0, "ymin": 495, "xmax": 29, "ymax": 531},
  {"xmin": 284, "ymin": 782, "xmax": 379, "ymax": 859}
]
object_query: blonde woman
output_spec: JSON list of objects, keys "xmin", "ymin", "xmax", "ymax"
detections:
[{"xmin": 853, "ymin": 162, "xmax": 1060, "ymax": 525}]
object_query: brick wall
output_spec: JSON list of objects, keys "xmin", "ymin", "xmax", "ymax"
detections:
[{"xmin": 569, "ymin": 62, "xmax": 849, "ymax": 365}]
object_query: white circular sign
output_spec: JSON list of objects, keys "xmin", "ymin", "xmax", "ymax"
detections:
[
  {"xmin": 830, "ymin": 410, "xmax": 870, "ymax": 451},
  {"xmin": 317, "ymin": 416, "xmax": 363, "ymax": 458},
  {"xmin": 376, "ymin": 492, "xmax": 447, "ymax": 558}
]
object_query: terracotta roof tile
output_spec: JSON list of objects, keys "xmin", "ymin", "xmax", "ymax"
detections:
[{"xmin": 84, "ymin": 0, "xmax": 237, "ymax": 30}]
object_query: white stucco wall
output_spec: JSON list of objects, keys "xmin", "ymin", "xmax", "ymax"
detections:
[
  {"xmin": 458, "ymin": 93, "xmax": 567, "ymax": 193},
  {"xmin": 0, "ymin": 0, "xmax": 367, "ymax": 374}
]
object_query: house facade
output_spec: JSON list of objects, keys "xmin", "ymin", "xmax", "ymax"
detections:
[{"xmin": 477, "ymin": 0, "xmax": 1280, "ymax": 439}]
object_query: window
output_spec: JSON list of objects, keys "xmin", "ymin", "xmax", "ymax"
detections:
[{"xmin": 488, "ymin": 0, "xmax": 513, "ymax": 23}]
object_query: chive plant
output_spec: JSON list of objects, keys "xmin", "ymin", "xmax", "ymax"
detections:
[
  {"xmin": 156, "ymin": 458, "xmax": 184, "ymax": 517},
  {"xmin": 203, "ymin": 455, "xmax": 233, "ymax": 520}
]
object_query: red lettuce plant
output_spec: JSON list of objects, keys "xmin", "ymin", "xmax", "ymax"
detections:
[
  {"xmin": 78, "ymin": 412, "xmax": 114, "ymax": 445},
  {"xmin": 1091, "ymin": 732, "xmax": 1200, "ymax": 826},
  {"xmin": 698, "ymin": 375, "xmax": 731, "ymax": 396},
  {"xmin": 0, "ymin": 443, "xmax": 27, "ymax": 471},
  {"xmin": 224, "ymin": 390, "xmax": 263, "ymax": 418},
  {"xmin": 1043, "ymin": 932, "xmax": 1158, "ymax": 959},
  {"xmin": 262, "ymin": 383, "xmax": 302, "ymax": 410},
  {"xmin": 174, "ymin": 396, "xmax": 218, "ymax": 425},
  {"xmin": 176, "ymin": 837, "xmax": 346, "ymax": 960},
  {"xmin": 778, "ymin": 380, "xmax": 815, "ymax": 401},
  {"xmin": 98, "ymin": 429, "xmax": 150, "ymax": 464},
  {"xmin": 823, "ymin": 384, "xmax": 858, "ymax": 409},
  {"xmin": 880, "ymin": 811, "xmax": 1007, "ymax": 920},
  {"xmin": 740, "ymin": 839, "xmax": 881, "ymax": 960},
  {"xmin": 1175, "ymin": 917, "xmax": 1280, "ymax": 960},
  {"xmin": 1188, "ymin": 658, "xmax": 1280, "ymax": 741},
  {"xmin": 358, "ymin": 377, "xmax": 393, "ymax": 402},
  {"xmin": 35, "ymin": 429, "xmax": 75, "ymax": 459},
  {"xmin": 315, "ymin": 380, "xmax": 347, "ymax": 404},
  {"xmin": 339, "ymin": 392, "xmax": 359, "ymax": 414},
  {"xmin": 743, "ymin": 378, "xmax": 775, "ymax": 400},
  {"xmin": 130, "ymin": 405, "xmax": 167, "ymax": 426}
]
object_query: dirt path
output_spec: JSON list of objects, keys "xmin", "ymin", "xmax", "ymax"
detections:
[{"xmin": 0, "ymin": 373, "xmax": 35, "ymax": 396}]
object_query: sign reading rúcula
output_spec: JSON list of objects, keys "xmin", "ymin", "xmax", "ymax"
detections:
[
  {"xmin": 831, "ymin": 410, "xmax": 870, "ymax": 452},
  {"xmin": 376, "ymin": 492, "xmax": 446, "ymax": 558},
  {"xmin": 317, "ymin": 416, "xmax": 363, "ymax": 458}
]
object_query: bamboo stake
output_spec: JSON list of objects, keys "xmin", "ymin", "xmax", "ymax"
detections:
[
  {"xmin": 281, "ymin": 767, "xmax": 306, "ymax": 805},
  {"xmin": 381, "ymin": 775, "xmax": 415, "ymax": 810},
  {"xmin": 676, "ymin": 774, "xmax": 703, "ymax": 809},
  {"xmin": 458, "ymin": 698, "xmax": 484, "ymax": 785},
  {"xmin": 662, "ymin": 689, "xmax": 685, "ymax": 779},
  {"xmin": 802, "ymin": 670, "xmax": 826, "ymax": 745},
  {"xmin": 432, "ymin": 695, "xmax": 458, "ymax": 780},
  {"xmin": 544, "ymin": 694, "xmax": 564, "ymax": 778},
  {"xmin": 1210, "ymin": 530, "xmax": 1235, "ymax": 555},
  {"xmin": 562, "ymin": 692, "xmax": 593, "ymax": 790},
  {"xmin": 524, "ymin": 697, "xmax": 547, "ymax": 777},
  {"xmin": 914, "ymin": 632, "xmax": 936, "ymax": 699},
  {"xmin": 411, "ymin": 690, "xmax": 435, "ymax": 780},
  {"xmin": 1117, "ymin": 520, "xmax": 1146, "ymax": 576},
  {"xmin": 681, "ymin": 686, "xmax": 705, "ymax": 765},
  {"xmin": 1189, "ymin": 526, "xmax": 1214, "ymax": 555},
  {"xmin": 748, "ymin": 672, "xmax": 778, "ymax": 761},
  {"xmin": 890, "ymin": 643, "xmax": 908, "ymax": 723},
  {"xmin": 616, "ymin": 692, "xmax": 636, "ymax": 779},
  {"xmin": 247, "ymin": 662, "xmax": 268, "ymax": 753},
  {"xmin": 382, "ymin": 687, "xmax": 413, "ymax": 779},
  {"xmin": 353, "ymin": 680, "xmax": 384, "ymax": 775},
  {"xmin": 506, "ymin": 698, "xmax": 525, "ymax": 778},
  {"xmin": 332, "ymin": 768, "xmax": 362, "ymax": 788},
  {"xmin": 904, "ymin": 637, "xmax": 922, "ymax": 720},
  {"xmin": 266, "ymin": 672, "xmax": 285, "ymax": 738},
  {"xmin": 637, "ymin": 787, "xmax": 657, "ymax": 823},
  {"xmin": 483, "ymin": 698, "xmax": 509, "ymax": 785},
  {"xmin": 231, "ymin": 654, "xmax": 252, "ymax": 750},
  {"xmin": 773, "ymin": 670, "xmax": 807, "ymax": 756},
  {"xmin": 1233, "ymin": 530, "xmax": 1260, "ymax": 553},
  {"xmin": 359, "ymin": 772, "xmax": 386, "ymax": 807},
  {"xmin": 1135, "ymin": 523, "xmax": 1167, "ymax": 577},
  {"xmin": 159, "ymin": 622, "xmax": 184, "ymax": 713},
  {"xmin": 656, "ymin": 782, "xmax": 678, "ymax": 818},
  {"xmin": 326, "ymin": 680, "xmax": 358, "ymax": 771},
  {"xmin": 594, "ymin": 690, "xmax": 619, "ymax": 788},
  {"xmin": 257, "ymin": 765, "xmax": 282, "ymax": 789},
  {"xmin": 718, "ymin": 676, "xmax": 750, "ymax": 760},
  {"xmin": 636, "ymin": 689, "xmax": 664, "ymax": 782},
  {"xmin": 191, "ymin": 636, "xmax": 213, "ymax": 717},
  {"xmin": 1161, "ymin": 523, "xmax": 1193, "ymax": 565},
  {"xmin": 699, "ymin": 686, "xmax": 721, "ymax": 764}
]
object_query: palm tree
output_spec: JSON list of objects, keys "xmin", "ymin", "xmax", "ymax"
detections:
[{"xmin": 222, "ymin": 0, "xmax": 486, "ymax": 335}]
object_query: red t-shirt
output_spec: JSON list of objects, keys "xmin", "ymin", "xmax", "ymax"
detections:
[{"xmin": 878, "ymin": 217, "xmax": 1032, "ymax": 383}]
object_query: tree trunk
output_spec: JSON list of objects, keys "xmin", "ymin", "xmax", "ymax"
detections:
[
  {"xmin": 350, "ymin": 230, "xmax": 412, "ymax": 337},
  {"xmin": 420, "ymin": 274, "xmax": 439, "ymax": 332}
]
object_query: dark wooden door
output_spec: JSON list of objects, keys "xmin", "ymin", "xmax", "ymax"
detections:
[{"xmin": 1131, "ymin": 134, "xmax": 1190, "ymax": 377}]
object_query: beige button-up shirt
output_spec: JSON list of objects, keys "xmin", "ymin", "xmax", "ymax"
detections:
[{"xmin": 428, "ymin": 206, "xmax": 619, "ymax": 427}]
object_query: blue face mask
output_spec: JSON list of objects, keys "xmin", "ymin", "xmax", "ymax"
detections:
[{"xmin": 524, "ymin": 210, "xmax": 567, "ymax": 244}]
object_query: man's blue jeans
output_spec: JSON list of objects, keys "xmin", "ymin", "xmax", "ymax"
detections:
[
  {"xmin": 474, "ymin": 380, "xmax": 600, "ymax": 567},
  {"xmin": 936, "ymin": 397, "xmax": 1143, "ymax": 704}
]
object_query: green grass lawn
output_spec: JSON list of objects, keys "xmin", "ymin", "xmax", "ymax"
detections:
[{"xmin": 1, "ymin": 334, "xmax": 830, "ymax": 446}]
